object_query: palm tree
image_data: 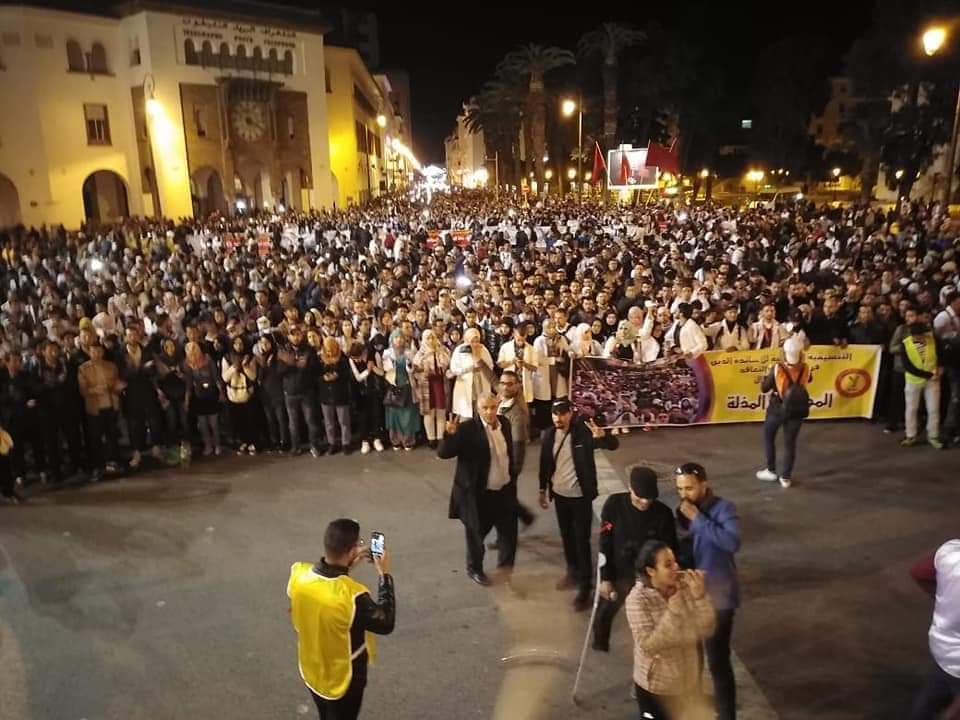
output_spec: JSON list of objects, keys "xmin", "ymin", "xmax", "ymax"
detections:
[
  {"xmin": 497, "ymin": 44, "xmax": 575, "ymax": 186},
  {"xmin": 465, "ymin": 80, "xmax": 525, "ymax": 186},
  {"xmin": 578, "ymin": 23, "xmax": 645, "ymax": 154}
]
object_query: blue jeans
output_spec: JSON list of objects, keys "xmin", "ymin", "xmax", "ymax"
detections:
[
  {"xmin": 763, "ymin": 413, "xmax": 802, "ymax": 479},
  {"xmin": 285, "ymin": 395, "xmax": 320, "ymax": 450}
]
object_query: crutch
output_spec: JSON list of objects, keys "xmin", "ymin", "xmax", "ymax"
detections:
[{"xmin": 572, "ymin": 551, "xmax": 610, "ymax": 705}]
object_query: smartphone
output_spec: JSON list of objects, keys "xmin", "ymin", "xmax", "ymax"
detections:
[{"xmin": 370, "ymin": 532, "xmax": 385, "ymax": 560}]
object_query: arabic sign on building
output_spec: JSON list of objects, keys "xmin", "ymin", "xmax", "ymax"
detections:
[{"xmin": 570, "ymin": 345, "xmax": 881, "ymax": 428}]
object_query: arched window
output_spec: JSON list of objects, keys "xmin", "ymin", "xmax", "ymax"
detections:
[
  {"xmin": 252, "ymin": 46, "xmax": 264, "ymax": 72},
  {"xmin": 235, "ymin": 44, "xmax": 248, "ymax": 70},
  {"xmin": 200, "ymin": 41, "xmax": 214, "ymax": 67},
  {"xmin": 283, "ymin": 50, "xmax": 294, "ymax": 75},
  {"xmin": 89, "ymin": 42, "xmax": 108, "ymax": 74},
  {"xmin": 218, "ymin": 42, "xmax": 232, "ymax": 69},
  {"xmin": 184, "ymin": 39, "xmax": 198, "ymax": 65},
  {"xmin": 267, "ymin": 48, "xmax": 279, "ymax": 74},
  {"xmin": 66, "ymin": 38, "xmax": 84, "ymax": 71}
]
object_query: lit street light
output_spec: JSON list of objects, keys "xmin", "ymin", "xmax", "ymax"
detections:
[
  {"xmin": 746, "ymin": 169, "xmax": 764, "ymax": 197},
  {"xmin": 895, "ymin": 169, "xmax": 905, "ymax": 180},
  {"xmin": 562, "ymin": 97, "xmax": 583, "ymax": 203},
  {"xmin": 376, "ymin": 114, "xmax": 387, "ymax": 128},
  {"xmin": 545, "ymin": 169, "xmax": 554, "ymax": 180},
  {"xmin": 567, "ymin": 168, "xmax": 577, "ymax": 180},
  {"xmin": 922, "ymin": 24, "xmax": 960, "ymax": 204},
  {"xmin": 832, "ymin": 167, "xmax": 841, "ymax": 179}
]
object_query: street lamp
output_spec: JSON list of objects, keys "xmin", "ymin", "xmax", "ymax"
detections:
[
  {"xmin": 545, "ymin": 169, "xmax": 554, "ymax": 180},
  {"xmin": 567, "ymin": 168, "xmax": 577, "ymax": 180},
  {"xmin": 376, "ymin": 114, "xmax": 387, "ymax": 128},
  {"xmin": 562, "ymin": 97, "xmax": 583, "ymax": 203},
  {"xmin": 700, "ymin": 169, "xmax": 709, "ymax": 178},
  {"xmin": 832, "ymin": 167, "xmax": 841, "ymax": 179},
  {"xmin": 746, "ymin": 169, "xmax": 764, "ymax": 197},
  {"xmin": 922, "ymin": 24, "xmax": 960, "ymax": 205}
]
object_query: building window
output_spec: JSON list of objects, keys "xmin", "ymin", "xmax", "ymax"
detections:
[
  {"xmin": 235, "ymin": 44, "xmax": 248, "ymax": 70},
  {"xmin": 252, "ymin": 46, "xmax": 264, "ymax": 72},
  {"xmin": 219, "ymin": 42, "xmax": 232, "ymax": 69},
  {"xmin": 282, "ymin": 50, "xmax": 294, "ymax": 74},
  {"xmin": 88, "ymin": 42, "xmax": 109, "ymax": 74},
  {"xmin": 287, "ymin": 115, "xmax": 295, "ymax": 140},
  {"xmin": 131, "ymin": 48, "xmax": 141, "ymax": 66},
  {"xmin": 184, "ymin": 39, "xmax": 197, "ymax": 65},
  {"xmin": 740, "ymin": 119, "xmax": 752, "ymax": 130},
  {"xmin": 267, "ymin": 48, "xmax": 279, "ymax": 73},
  {"xmin": 325, "ymin": 68, "xmax": 332, "ymax": 93},
  {"xmin": 195, "ymin": 106, "xmax": 207, "ymax": 137},
  {"xmin": 355, "ymin": 121, "xmax": 368, "ymax": 154},
  {"xmin": 66, "ymin": 39, "xmax": 84, "ymax": 71},
  {"xmin": 200, "ymin": 41, "xmax": 214, "ymax": 67},
  {"xmin": 84, "ymin": 103, "xmax": 110, "ymax": 145}
]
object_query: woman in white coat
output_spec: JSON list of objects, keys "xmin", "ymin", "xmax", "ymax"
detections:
[
  {"xmin": 448, "ymin": 327, "xmax": 495, "ymax": 420},
  {"xmin": 531, "ymin": 318, "xmax": 570, "ymax": 431},
  {"xmin": 570, "ymin": 323, "xmax": 603, "ymax": 359}
]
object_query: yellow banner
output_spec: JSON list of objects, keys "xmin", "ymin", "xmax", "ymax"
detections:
[{"xmin": 705, "ymin": 345, "xmax": 882, "ymax": 423}]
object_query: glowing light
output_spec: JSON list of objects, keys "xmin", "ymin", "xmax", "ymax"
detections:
[
  {"xmin": 236, "ymin": 199, "xmax": 247, "ymax": 210},
  {"xmin": 562, "ymin": 99, "xmax": 577, "ymax": 117},
  {"xmin": 146, "ymin": 98, "xmax": 162, "ymax": 118},
  {"xmin": 90, "ymin": 258, "xmax": 104, "ymax": 272},
  {"xmin": 832, "ymin": 167, "xmax": 841, "ymax": 178},
  {"xmin": 376, "ymin": 114, "xmax": 387, "ymax": 128},
  {"xmin": 794, "ymin": 192, "xmax": 804, "ymax": 200},
  {"xmin": 895, "ymin": 169, "xmax": 904, "ymax": 180},
  {"xmin": 922, "ymin": 26, "xmax": 947, "ymax": 56},
  {"xmin": 584, "ymin": 171, "xmax": 591, "ymax": 181},
  {"xmin": 700, "ymin": 169, "xmax": 709, "ymax": 178},
  {"xmin": 567, "ymin": 168, "xmax": 577, "ymax": 180},
  {"xmin": 545, "ymin": 169, "xmax": 554, "ymax": 180},
  {"xmin": 455, "ymin": 275, "xmax": 472, "ymax": 289}
]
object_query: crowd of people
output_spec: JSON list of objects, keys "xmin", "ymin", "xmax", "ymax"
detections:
[{"xmin": 0, "ymin": 189, "xmax": 959, "ymax": 505}]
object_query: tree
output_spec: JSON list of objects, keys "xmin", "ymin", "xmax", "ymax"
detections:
[
  {"xmin": 465, "ymin": 80, "xmax": 525, "ymax": 187},
  {"xmin": 497, "ymin": 44, "xmax": 575, "ymax": 186},
  {"xmin": 578, "ymin": 22, "xmax": 645, "ymax": 154},
  {"xmin": 840, "ymin": 98, "xmax": 891, "ymax": 201}
]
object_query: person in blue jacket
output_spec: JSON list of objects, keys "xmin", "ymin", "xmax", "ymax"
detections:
[{"xmin": 674, "ymin": 461, "xmax": 741, "ymax": 720}]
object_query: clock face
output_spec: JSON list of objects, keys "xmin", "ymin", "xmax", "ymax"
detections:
[{"xmin": 231, "ymin": 100, "xmax": 267, "ymax": 142}]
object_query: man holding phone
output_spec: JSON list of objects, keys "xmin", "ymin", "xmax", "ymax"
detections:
[{"xmin": 287, "ymin": 518, "xmax": 396, "ymax": 720}]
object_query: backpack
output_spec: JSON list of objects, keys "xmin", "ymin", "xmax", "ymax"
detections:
[{"xmin": 778, "ymin": 363, "xmax": 810, "ymax": 420}]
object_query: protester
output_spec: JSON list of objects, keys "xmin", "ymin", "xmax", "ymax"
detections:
[
  {"xmin": 412, "ymin": 329, "xmax": 451, "ymax": 450},
  {"xmin": 756, "ymin": 335, "xmax": 811, "ymax": 488},
  {"xmin": 77, "ymin": 340, "xmax": 121, "ymax": 480},
  {"xmin": 318, "ymin": 337, "xmax": 353, "ymax": 455},
  {"xmin": 382, "ymin": 335, "xmax": 419, "ymax": 451},
  {"xmin": 901, "ymin": 322, "xmax": 944, "ymax": 450},
  {"xmin": 674, "ymin": 462, "xmax": 741, "ymax": 720},
  {"xmin": 222, "ymin": 336, "xmax": 259, "ymax": 455},
  {"xmin": 184, "ymin": 341, "xmax": 222, "ymax": 457},
  {"xmin": 625, "ymin": 540, "xmax": 715, "ymax": 719}
]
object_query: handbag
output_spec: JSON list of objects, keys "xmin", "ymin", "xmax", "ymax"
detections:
[{"xmin": 383, "ymin": 383, "xmax": 411, "ymax": 407}]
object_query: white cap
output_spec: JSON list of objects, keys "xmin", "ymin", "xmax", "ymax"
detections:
[{"xmin": 784, "ymin": 336, "xmax": 803, "ymax": 365}]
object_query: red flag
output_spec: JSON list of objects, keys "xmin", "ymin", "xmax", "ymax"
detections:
[
  {"xmin": 592, "ymin": 141, "xmax": 606, "ymax": 184},
  {"xmin": 620, "ymin": 151, "xmax": 631, "ymax": 185},
  {"xmin": 646, "ymin": 141, "xmax": 680, "ymax": 175}
]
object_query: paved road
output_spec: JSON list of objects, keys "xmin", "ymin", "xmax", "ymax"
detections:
[{"xmin": 0, "ymin": 420, "xmax": 954, "ymax": 719}]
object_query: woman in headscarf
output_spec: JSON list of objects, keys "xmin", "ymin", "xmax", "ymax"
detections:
[
  {"xmin": 449, "ymin": 327, "xmax": 495, "ymax": 421},
  {"xmin": 412, "ymin": 329, "xmax": 451, "ymax": 449},
  {"xmin": 317, "ymin": 336, "xmax": 353, "ymax": 454},
  {"xmin": 603, "ymin": 320, "xmax": 639, "ymax": 362},
  {"xmin": 184, "ymin": 341, "xmax": 222, "ymax": 457},
  {"xmin": 222, "ymin": 335, "xmax": 259, "ymax": 455},
  {"xmin": 382, "ymin": 334, "xmax": 420, "ymax": 451},
  {"xmin": 569, "ymin": 323, "xmax": 603, "ymax": 359}
]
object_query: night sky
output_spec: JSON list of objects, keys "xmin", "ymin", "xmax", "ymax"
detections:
[{"xmin": 34, "ymin": 0, "xmax": 888, "ymax": 163}]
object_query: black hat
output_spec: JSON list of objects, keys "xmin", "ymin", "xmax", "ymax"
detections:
[
  {"xmin": 629, "ymin": 466, "xmax": 659, "ymax": 500},
  {"xmin": 551, "ymin": 399, "xmax": 573, "ymax": 414}
]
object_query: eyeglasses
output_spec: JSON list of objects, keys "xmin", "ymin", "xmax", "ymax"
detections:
[{"xmin": 675, "ymin": 463, "xmax": 705, "ymax": 478}]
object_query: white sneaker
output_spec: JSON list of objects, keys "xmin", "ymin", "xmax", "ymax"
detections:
[
  {"xmin": 130, "ymin": 450, "xmax": 142, "ymax": 469},
  {"xmin": 237, "ymin": 444, "xmax": 247, "ymax": 455},
  {"xmin": 779, "ymin": 477, "xmax": 793, "ymax": 489},
  {"xmin": 756, "ymin": 469, "xmax": 779, "ymax": 483},
  {"xmin": 247, "ymin": 445, "xmax": 257, "ymax": 456},
  {"xmin": 373, "ymin": 439, "xmax": 385, "ymax": 453},
  {"xmin": 361, "ymin": 441, "xmax": 371, "ymax": 455},
  {"xmin": 180, "ymin": 442, "xmax": 191, "ymax": 460}
]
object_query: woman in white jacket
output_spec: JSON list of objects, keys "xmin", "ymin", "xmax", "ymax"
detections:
[
  {"xmin": 570, "ymin": 323, "xmax": 603, "ymax": 359},
  {"xmin": 707, "ymin": 306, "xmax": 753, "ymax": 352},
  {"xmin": 448, "ymin": 328, "xmax": 495, "ymax": 420}
]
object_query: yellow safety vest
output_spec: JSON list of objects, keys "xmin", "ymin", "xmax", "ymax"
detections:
[
  {"xmin": 287, "ymin": 562, "xmax": 377, "ymax": 700},
  {"xmin": 904, "ymin": 334, "xmax": 937, "ymax": 385}
]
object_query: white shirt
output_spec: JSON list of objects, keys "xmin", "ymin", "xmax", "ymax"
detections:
[
  {"xmin": 930, "ymin": 539, "xmax": 960, "ymax": 678},
  {"xmin": 550, "ymin": 429, "xmax": 581, "ymax": 498},
  {"xmin": 934, "ymin": 307, "xmax": 960, "ymax": 341},
  {"xmin": 481, "ymin": 418, "xmax": 510, "ymax": 492}
]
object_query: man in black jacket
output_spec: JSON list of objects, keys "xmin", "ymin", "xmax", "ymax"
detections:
[
  {"xmin": 438, "ymin": 393, "xmax": 519, "ymax": 587},
  {"xmin": 538, "ymin": 399, "xmax": 619, "ymax": 611},
  {"xmin": 593, "ymin": 465, "xmax": 678, "ymax": 651},
  {"xmin": 279, "ymin": 325, "xmax": 322, "ymax": 456}
]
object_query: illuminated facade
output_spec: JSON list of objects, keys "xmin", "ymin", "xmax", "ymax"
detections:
[
  {"xmin": 444, "ymin": 103, "xmax": 486, "ymax": 188},
  {"xmin": 0, "ymin": 2, "xmax": 336, "ymax": 228}
]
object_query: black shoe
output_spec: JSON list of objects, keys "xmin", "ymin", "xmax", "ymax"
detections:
[
  {"xmin": 573, "ymin": 590, "xmax": 592, "ymax": 612},
  {"xmin": 329, "ymin": 444, "xmax": 341, "ymax": 456},
  {"xmin": 592, "ymin": 637, "xmax": 610, "ymax": 653},
  {"xmin": 467, "ymin": 570, "xmax": 492, "ymax": 587},
  {"xmin": 428, "ymin": 440, "xmax": 439, "ymax": 450}
]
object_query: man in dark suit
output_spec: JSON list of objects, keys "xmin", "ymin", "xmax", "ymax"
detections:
[
  {"xmin": 538, "ymin": 400, "xmax": 619, "ymax": 611},
  {"xmin": 438, "ymin": 393, "xmax": 519, "ymax": 587}
]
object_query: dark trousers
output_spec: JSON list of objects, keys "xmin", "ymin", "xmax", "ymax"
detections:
[
  {"xmin": 164, "ymin": 402, "xmax": 189, "ymax": 443},
  {"xmin": 910, "ymin": 659, "xmax": 960, "ymax": 720},
  {"xmin": 310, "ymin": 680, "xmax": 366, "ymax": 720},
  {"xmin": 357, "ymin": 393, "xmax": 385, "ymax": 442},
  {"xmin": 126, "ymin": 398, "xmax": 164, "ymax": 451},
  {"xmin": 635, "ymin": 684, "xmax": 674, "ymax": 719},
  {"xmin": 944, "ymin": 367, "xmax": 960, "ymax": 440},
  {"xmin": 8, "ymin": 417, "xmax": 44, "ymax": 479},
  {"xmin": 228, "ymin": 400, "xmax": 259, "ymax": 447},
  {"xmin": 261, "ymin": 394, "xmax": 288, "ymax": 449},
  {"xmin": 465, "ymin": 488, "xmax": 518, "ymax": 573},
  {"xmin": 286, "ymin": 394, "xmax": 320, "ymax": 450},
  {"xmin": 531, "ymin": 399, "xmax": 552, "ymax": 433},
  {"xmin": 86, "ymin": 409, "xmax": 118, "ymax": 469},
  {"xmin": 763, "ymin": 414, "xmax": 802, "ymax": 479},
  {"xmin": 593, "ymin": 577, "xmax": 636, "ymax": 649},
  {"xmin": 886, "ymin": 372, "xmax": 906, "ymax": 431},
  {"xmin": 554, "ymin": 495, "xmax": 594, "ymax": 591},
  {"xmin": 706, "ymin": 608, "xmax": 736, "ymax": 720},
  {"xmin": 0, "ymin": 454, "xmax": 14, "ymax": 497}
]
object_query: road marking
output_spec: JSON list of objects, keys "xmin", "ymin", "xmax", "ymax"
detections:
[{"xmin": 594, "ymin": 451, "xmax": 779, "ymax": 720}]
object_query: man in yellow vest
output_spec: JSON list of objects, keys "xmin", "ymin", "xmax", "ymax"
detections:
[
  {"xmin": 901, "ymin": 322, "xmax": 944, "ymax": 450},
  {"xmin": 287, "ymin": 519, "xmax": 395, "ymax": 719}
]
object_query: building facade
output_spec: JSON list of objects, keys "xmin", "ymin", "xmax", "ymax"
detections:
[
  {"xmin": 0, "ymin": 2, "xmax": 337, "ymax": 228},
  {"xmin": 444, "ymin": 104, "xmax": 486, "ymax": 188},
  {"xmin": 809, "ymin": 77, "xmax": 859, "ymax": 150}
]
